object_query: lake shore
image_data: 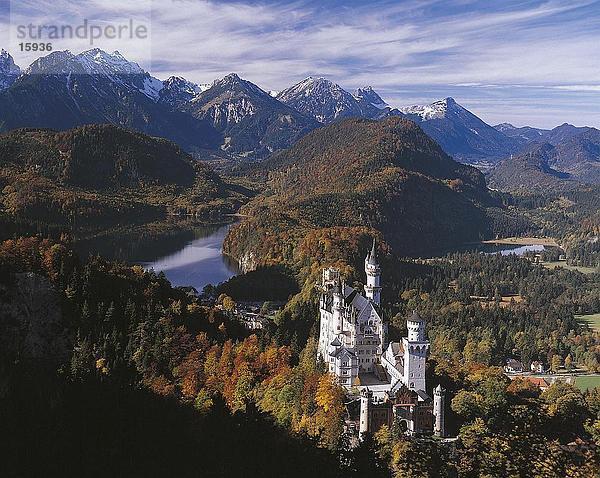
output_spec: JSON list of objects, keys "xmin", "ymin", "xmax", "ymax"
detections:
[{"xmin": 480, "ymin": 237, "xmax": 560, "ymax": 247}]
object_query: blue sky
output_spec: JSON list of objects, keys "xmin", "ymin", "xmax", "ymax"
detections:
[{"xmin": 2, "ymin": 0, "xmax": 600, "ymax": 128}]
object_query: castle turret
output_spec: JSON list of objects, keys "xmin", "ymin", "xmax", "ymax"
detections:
[
  {"xmin": 364, "ymin": 238, "xmax": 381, "ymax": 306},
  {"xmin": 359, "ymin": 388, "xmax": 372, "ymax": 437},
  {"xmin": 402, "ymin": 311, "xmax": 429, "ymax": 392},
  {"xmin": 332, "ymin": 279, "xmax": 343, "ymax": 334},
  {"xmin": 434, "ymin": 384, "xmax": 446, "ymax": 437},
  {"xmin": 407, "ymin": 310, "xmax": 425, "ymax": 342}
]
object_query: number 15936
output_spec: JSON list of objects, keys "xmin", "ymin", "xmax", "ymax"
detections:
[{"xmin": 19, "ymin": 43, "xmax": 53, "ymax": 52}]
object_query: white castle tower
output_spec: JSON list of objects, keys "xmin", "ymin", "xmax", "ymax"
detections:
[
  {"xmin": 332, "ymin": 279, "xmax": 343, "ymax": 335},
  {"xmin": 364, "ymin": 239, "xmax": 381, "ymax": 306},
  {"xmin": 402, "ymin": 311, "xmax": 430, "ymax": 392},
  {"xmin": 434, "ymin": 384, "xmax": 446, "ymax": 437},
  {"xmin": 359, "ymin": 388, "xmax": 372, "ymax": 437}
]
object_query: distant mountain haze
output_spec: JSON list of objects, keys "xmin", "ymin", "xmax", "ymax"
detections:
[{"xmin": 488, "ymin": 126, "xmax": 600, "ymax": 191}]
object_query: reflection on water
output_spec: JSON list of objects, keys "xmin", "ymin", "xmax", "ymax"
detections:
[
  {"xmin": 496, "ymin": 244, "xmax": 545, "ymax": 256},
  {"xmin": 143, "ymin": 224, "xmax": 240, "ymax": 292},
  {"xmin": 75, "ymin": 222, "xmax": 240, "ymax": 291}
]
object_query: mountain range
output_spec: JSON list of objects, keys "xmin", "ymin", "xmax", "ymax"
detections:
[
  {"xmin": 275, "ymin": 77, "xmax": 396, "ymax": 124},
  {"xmin": 184, "ymin": 73, "xmax": 319, "ymax": 157},
  {"xmin": 487, "ymin": 125, "xmax": 600, "ymax": 191},
  {"xmin": 400, "ymin": 97, "xmax": 521, "ymax": 165},
  {"xmin": 486, "ymin": 143, "xmax": 576, "ymax": 193},
  {"xmin": 0, "ymin": 48, "xmax": 598, "ymax": 185},
  {"xmin": 493, "ymin": 122, "xmax": 594, "ymax": 146},
  {"xmin": 0, "ymin": 49, "xmax": 221, "ymax": 152}
]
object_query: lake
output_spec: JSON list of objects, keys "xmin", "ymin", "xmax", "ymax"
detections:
[
  {"xmin": 74, "ymin": 224, "xmax": 548, "ymax": 292},
  {"xmin": 428, "ymin": 242, "xmax": 548, "ymax": 258},
  {"xmin": 75, "ymin": 222, "xmax": 240, "ymax": 292},
  {"xmin": 143, "ymin": 224, "xmax": 240, "ymax": 292},
  {"xmin": 485, "ymin": 244, "xmax": 546, "ymax": 256}
]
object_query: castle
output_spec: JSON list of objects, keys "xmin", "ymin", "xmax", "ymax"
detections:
[{"xmin": 317, "ymin": 240, "xmax": 445, "ymax": 437}]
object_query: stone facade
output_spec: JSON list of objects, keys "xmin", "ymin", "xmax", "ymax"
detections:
[{"xmin": 317, "ymin": 241, "xmax": 386, "ymax": 388}]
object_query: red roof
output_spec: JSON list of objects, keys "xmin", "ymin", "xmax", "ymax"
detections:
[{"xmin": 526, "ymin": 377, "xmax": 549, "ymax": 388}]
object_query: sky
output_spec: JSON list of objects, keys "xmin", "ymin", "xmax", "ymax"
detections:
[{"xmin": 1, "ymin": 0, "xmax": 600, "ymax": 128}]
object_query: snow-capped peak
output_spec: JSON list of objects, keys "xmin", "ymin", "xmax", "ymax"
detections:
[
  {"xmin": 276, "ymin": 76, "xmax": 377, "ymax": 123},
  {"xmin": 400, "ymin": 97, "xmax": 459, "ymax": 120},
  {"xmin": 276, "ymin": 76, "xmax": 350, "ymax": 103},
  {"xmin": 159, "ymin": 76, "xmax": 212, "ymax": 105},
  {"xmin": 22, "ymin": 48, "xmax": 166, "ymax": 101},
  {"xmin": 163, "ymin": 76, "xmax": 204, "ymax": 95},
  {"xmin": 210, "ymin": 72, "xmax": 268, "ymax": 97},
  {"xmin": 495, "ymin": 122, "xmax": 517, "ymax": 131},
  {"xmin": 76, "ymin": 48, "xmax": 145, "ymax": 75},
  {"xmin": 25, "ymin": 50, "xmax": 78, "ymax": 75},
  {"xmin": 354, "ymin": 86, "xmax": 388, "ymax": 109},
  {"xmin": 25, "ymin": 48, "xmax": 145, "ymax": 77}
]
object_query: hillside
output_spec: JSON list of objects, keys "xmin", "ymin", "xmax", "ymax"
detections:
[
  {"xmin": 487, "ymin": 144, "xmax": 576, "ymax": 193},
  {"xmin": 550, "ymin": 129, "xmax": 600, "ymax": 183},
  {"xmin": 0, "ymin": 125, "xmax": 200, "ymax": 189},
  {"xmin": 0, "ymin": 125, "xmax": 247, "ymax": 237},
  {"xmin": 224, "ymin": 117, "xmax": 506, "ymax": 269},
  {"xmin": 487, "ymin": 129, "xmax": 600, "ymax": 193}
]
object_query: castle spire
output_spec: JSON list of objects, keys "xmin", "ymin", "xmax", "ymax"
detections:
[
  {"xmin": 368, "ymin": 238, "xmax": 377, "ymax": 265},
  {"xmin": 364, "ymin": 239, "xmax": 381, "ymax": 306}
]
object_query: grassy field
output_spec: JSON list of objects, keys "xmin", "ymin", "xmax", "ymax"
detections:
[
  {"xmin": 575, "ymin": 375, "xmax": 600, "ymax": 391},
  {"xmin": 544, "ymin": 261, "xmax": 597, "ymax": 274},
  {"xmin": 577, "ymin": 313, "xmax": 600, "ymax": 332}
]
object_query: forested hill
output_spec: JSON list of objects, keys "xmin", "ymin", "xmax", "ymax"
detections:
[
  {"xmin": 263, "ymin": 116, "xmax": 488, "ymax": 194},
  {"xmin": 0, "ymin": 124, "xmax": 203, "ymax": 189},
  {"xmin": 0, "ymin": 125, "xmax": 249, "ymax": 237},
  {"xmin": 487, "ymin": 143, "xmax": 577, "ymax": 194},
  {"xmin": 224, "ymin": 117, "xmax": 511, "ymax": 269}
]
